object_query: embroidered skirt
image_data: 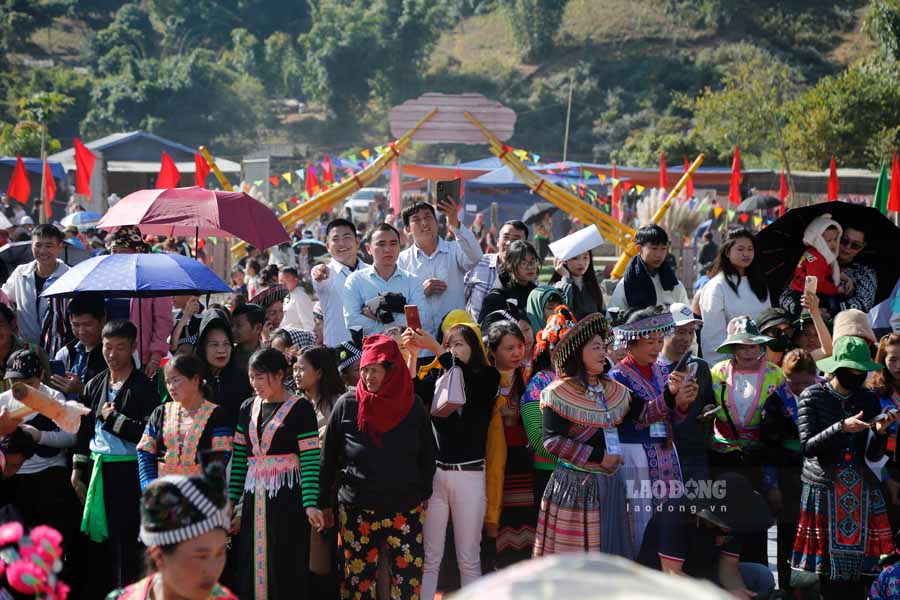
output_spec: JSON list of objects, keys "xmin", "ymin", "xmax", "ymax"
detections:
[
  {"xmin": 496, "ymin": 446, "xmax": 536, "ymax": 567},
  {"xmin": 791, "ymin": 473, "xmax": 894, "ymax": 581},
  {"xmin": 533, "ymin": 463, "xmax": 632, "ymax": 558}
]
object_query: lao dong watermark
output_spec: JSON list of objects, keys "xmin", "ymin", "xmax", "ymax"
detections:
[{"xmin": 625, "ymin": 479, "xmax": 728, "ymax": 514}]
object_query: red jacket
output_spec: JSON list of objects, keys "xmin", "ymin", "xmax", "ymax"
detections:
[{"xmin": 790, "ymin": 247, "xmax": 839, "ymax": 296}]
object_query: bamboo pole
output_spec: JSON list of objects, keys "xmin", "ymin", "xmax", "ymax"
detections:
[
  {"xmin": 198, "ymin": 146, "xmax": 233, "ymax": 191},
  {"xmin": 609, "ymin": 153, "xmax": 705, "ymax": 279},
  {"xmin": 463, "ymin": 111, "xmax": 635, "ymax": 247},
  {"xmin": 230, "ymin": 108, "xmax": 438, "ymax": 259}
]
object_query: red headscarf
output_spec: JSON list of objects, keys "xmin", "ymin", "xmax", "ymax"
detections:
[{"xmin": 355, "ymin": 334, "xmax": 414, "ymax": 446}]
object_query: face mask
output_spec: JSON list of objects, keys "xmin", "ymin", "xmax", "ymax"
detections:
[
  {"xmin": 834, "ymin": 369, "xmax": 867, "ymax": 391},
  {"xmin": 766, "ymin": 333, "xmax": 791, "ymax": 353}
]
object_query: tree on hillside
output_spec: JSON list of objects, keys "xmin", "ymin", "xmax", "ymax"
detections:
[
  {"xmin": 783, "ymin": 66, "xmax": 900, "ymax": 170},
  {"xmin": 683, "ymin": 48, "xmax": 799, "ymax": 168},
  {"xmin": 501, "ymin": 0, "xmax": 566, "ymax": 61},
  {"xmin": 865, "ymin": 0, "xmax": 900, "ymax": 62},
  {"xmin": 0, "ymin": 91, "xmax": 73, "ymax": 156},
  {"xmin": 147, "ymin": 0, "xmax": 310, "ymax": 47},
  {"xmin": 0, "ymin": 0, "xmax": 67, "ymax": 53},
  {"xmin": 300, "ymin": 0, "xmax": 451, "ymax": 120}
]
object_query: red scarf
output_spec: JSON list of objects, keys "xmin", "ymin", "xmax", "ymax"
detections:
[{"xmin": 355, "ymin": 334, "xmax": 414, "ymax": 446}]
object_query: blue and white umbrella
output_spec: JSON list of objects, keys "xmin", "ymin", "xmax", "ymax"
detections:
[
  {"xmin": 40, "ymin": 253, "xmax": 231, "ymax": 299},
  {"xmin": 60, "ymin": 211, "xmax": 102, "ymax": 231}
]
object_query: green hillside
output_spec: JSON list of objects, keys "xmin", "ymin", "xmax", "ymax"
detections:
[{"xmin": 2, "ymin": 0, "xmax": 899, "ymax": 171}]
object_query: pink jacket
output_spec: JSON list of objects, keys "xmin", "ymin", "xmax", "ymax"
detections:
[{"xmin": 130, "ymin": 296, "xmax": 174, "ymax": 366}]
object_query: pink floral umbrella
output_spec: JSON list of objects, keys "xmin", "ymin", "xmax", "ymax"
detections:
[{"xmin": 97, "ymin": 186, "xmax": 290, "ymax": 250}]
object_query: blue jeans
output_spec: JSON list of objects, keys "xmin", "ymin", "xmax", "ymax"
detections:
[{"xmin": 714, "ymin": 562, "xmax": 776, "ymax": 598}]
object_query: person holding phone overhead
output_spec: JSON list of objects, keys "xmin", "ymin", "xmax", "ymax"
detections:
[{"xmin": 398, "ymin": 198, "xmax": 483, "ymax": 344}]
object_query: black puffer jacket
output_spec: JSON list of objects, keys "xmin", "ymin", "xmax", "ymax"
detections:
[{"xmin": 797, "ymin": 383, "xmax": 886, "ymax": 486}]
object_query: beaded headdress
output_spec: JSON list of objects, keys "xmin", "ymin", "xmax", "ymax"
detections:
[{"xmin": 551, "ymin": 313, "xmax": 614, "ymax": 370}]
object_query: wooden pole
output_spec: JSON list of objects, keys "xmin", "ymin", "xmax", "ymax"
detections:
[{"xmin": 562, "ymin": 71, "xmax": 574, "ymax": 163}]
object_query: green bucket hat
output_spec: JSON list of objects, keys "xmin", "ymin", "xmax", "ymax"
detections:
[
  {"xmin": 816, "ymin": 335, "xmax": 882, "ymax": 374},
  {"xmin": 715, "ymin": 315, "xmax": 772, "ymax": 355}
]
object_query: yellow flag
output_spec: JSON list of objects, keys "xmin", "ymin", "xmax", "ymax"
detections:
[
  {"xmin": 635, "ymin": 184, "xmax": 645, "ymax": 194},
  {"xmin": 753, "ymin": 216, "xmax": 763, "ymax": 227},
  {"xmin": 278, "ymin": 202, "xmax": 288, "ymax": 212},
  {"xmin": 282, "ymin": 172, "xmax": 292, "ymax": 184},
  {"xmin": 610, "ymin": 178, "xmax": 620, "ymax": 189},
  {"xmin": 598, "ymin": 174, "xmax": 607, "ymax": 182},
  {"xmin": 713, "ymin": 207, "xmax": 724, "ymax": 218},
  {"xmin": 361, "ymin": 149, "xmax": 371, "ymax": 160}
]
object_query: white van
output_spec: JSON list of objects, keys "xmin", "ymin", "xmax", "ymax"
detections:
[{"xmin": 343, "ymin": 188, "xmax": 386, "ymax": 224}]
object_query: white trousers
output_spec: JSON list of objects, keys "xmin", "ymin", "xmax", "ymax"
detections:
[{"xmin": 421, "ymin": 468, "xmax": 487, "ymax": 600}]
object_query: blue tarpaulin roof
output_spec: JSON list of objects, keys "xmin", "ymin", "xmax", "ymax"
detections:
[{"xmin": 0, "ymin": 157, "xmax": 66, "ymax": 180}]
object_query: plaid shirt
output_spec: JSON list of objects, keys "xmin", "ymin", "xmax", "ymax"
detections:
[{"xmin": 463, "ymin": 253, "xmax": 498, "ymax": 322}]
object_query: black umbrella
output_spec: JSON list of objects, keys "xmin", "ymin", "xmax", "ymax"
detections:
[
  {"xmin": 522, "ymin": 202, "xmax": 557, "ymax": 225},
  {"xmin": 736, "ymin": 194, "xmax": 781, "ymax": 213},
  {"xmin": 292, "ymin": 238, "xmax": 328, "ymax": 258},
  {"xmin": 755, "ymin": 201, "xmax": 900, "ymax": 305}
]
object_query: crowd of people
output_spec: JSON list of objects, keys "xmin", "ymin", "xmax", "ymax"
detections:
[{"xmin": 0, "ymin": 193, "xmax": 899, "ymax": 600}]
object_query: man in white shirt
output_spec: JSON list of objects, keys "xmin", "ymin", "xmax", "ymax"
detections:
[
  {"xmin": 2, "ymin": 224, "xmax": 70, "ymax": 351},
  {"xmin": 311, "ymin": 219, "xmax": 367, "ymax": 346},
  {"xmin": 608, "ymin": 224, "xmax": 689, "ymax": 312},
  {"xmin": 398, "ymin": 198, "xmax": 482, "ymax": 337},
  {"xmin": 278, "ymin": 266, "xmax": 316, "ymax": 331}
]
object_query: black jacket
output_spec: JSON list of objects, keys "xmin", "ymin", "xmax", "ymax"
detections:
[
  {"xmin": 480, "ymin": 278, "xmax": 535, "ymax": 322},
  {"xmin": 413, "ymin": 352, "xmax": 499, "ymax": 464},
  {"xmin": 208, "ymin": 362, "xmax": 253, "ymax": 431},
  {"xmin": 797, "ymin": 383, "xmax": 885, "ymax": 486},
  {"xmin": 74, "ymin": 368, "xmax": 159, "ymax": 461},
  {"xmin": 319, "ymin": 390, "xmax": 435, "ymax": 512}
]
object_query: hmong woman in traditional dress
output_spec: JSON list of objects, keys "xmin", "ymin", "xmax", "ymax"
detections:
[
  {"xmin": 228, "ymin": 348, "xmax": 325, "ymax": 600},
  {"xmin": 138, "ymin": 354, "xmax": 233, "ymax": 489},
  {"xmin": 107, "ymin": 461, "xmax": 237, "ymax": 599},
  {"xmin": 534, "ymin": 313, "xmax": 692, "ymax": 558},
  {"xmin": 707, "ymin": 315, "xmax": 783, "ymax": 565},
  {"xmin": 521, "ymin": 306, "xmax": 576, "ymax": 506},
  {"xmin": 792, "ymin": 335, "xmax": 898, "ymax": 599},
  {"xmin": 482, "ymin": 316, "xmax": 533, "ymax": 568},
  {"xmin": 608, "ymin": 306, "xmax": 697, "ymax": 553}
]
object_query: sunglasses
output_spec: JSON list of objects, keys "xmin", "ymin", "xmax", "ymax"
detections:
[{"xmin": 840, "ymin": 237, "xmax": 864, "ymax": 251}]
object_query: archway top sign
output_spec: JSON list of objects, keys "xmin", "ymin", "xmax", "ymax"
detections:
[{"xmin": 389, "ymin": 93, "xmax": 516, "ymax": 144}]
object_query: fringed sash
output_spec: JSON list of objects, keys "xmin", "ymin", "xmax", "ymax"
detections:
[
  {"xmin": 541, "ymin": 378, "xmax": 629, "ymax": 428},
  {"xmin": 244, "ymin": 454, "xmax": 301, "ymax": 498}
]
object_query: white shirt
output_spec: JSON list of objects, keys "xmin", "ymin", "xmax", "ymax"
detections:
[
  {"xmin": 732, "ymin": 372, "xmax": 760, "ymax": 425},
  {"xmin": 0, "ymin": 384, "xmax": 74, "ymax": 475},
  {"xmin": 1, "ymin": 260, "xmax": 70, "ymax": 346},
  {"xmin": 279, "ymin": 286, "xmax": 316, "ymax": 331},
  {"xmin": 608, "ymin": 272, "xmax": 690, "ymax": 311},
  {"xmin": 397, "ymin": 223, "xmax": 483, "ymax": 336},
  {"xmin": 699, "ymin": 272, "xmax": 771, "ymax": 364},
  {"xmin": 312, "ymin": 258, "xmax": 366, "ymax": 346}
]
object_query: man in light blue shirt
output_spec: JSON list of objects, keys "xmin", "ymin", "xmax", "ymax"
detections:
[
  {"xmin": 312, "ymin": 218, "xmax": 368, "ymax": 346},
  {"xmin": 344, "ymin": 223, "xmax": 428, "ymax": 336},
  {"xmin": 398, "ymin": 199, "xmax": 483, "ymax": 336}
]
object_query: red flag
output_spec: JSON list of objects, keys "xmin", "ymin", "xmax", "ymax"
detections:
[
  {"xmin": 305, "ymin": 164, "xmax": 320, "ymax": 197},
  {"xmin": 7, "ymin": 156, "xmax": 30, "ymax": 204},
  {"xmin": 659, "ymin": 152, "xmax": 667, "ymax": 190},
  {"xmin": 611, "ymin": 160, "xmax": 621, "ymax": 221},
  {"xmin": 156, "ymin": 151, "xmax": 180, "ymax": 188},
  {"xmin": 194, "ymin": 152, "xmax": 210, "ymax": 187},
  {"xmin": 322, "ymin": 155, "xmax": 334, "ymax": 185},
  {"xmin": 889, "ymin": 153, "xmax": 900, "ymax": 213},
  {"xmin": 269, "ymin": 176, "xmax": 280, "ymax": 188},
  {"xmin": 728, "ymin": 145, "xmax": 742, "ymax": 205},
  {"xmin": 73, "ymin": 137, "xmax": 96, "ymax": 195},
  {"xmin": 43, "ymin": 160, "xmax": 56, "ymax": 219},
  {"xmin": 683, "ymin": 156, "xmax": 694, "ymax": 200},
  {"xmin": 778, "ymin": 170, "xmax": 788, "ymax": 215},
  {"xmin": 828, "ymin": 155, "xmax": 839, "ymax": 201}
]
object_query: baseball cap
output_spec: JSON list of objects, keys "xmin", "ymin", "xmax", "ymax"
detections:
[
  {"xmin": 5, "ymin": 349, "xmax": 43, "ymax": 380},
  {"xmin": 669, "ymin": 302, "xmax": 702, "ymax": 327}
]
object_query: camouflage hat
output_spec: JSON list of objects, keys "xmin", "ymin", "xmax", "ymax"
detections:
[{"xmin": 715, "ymin": 316, "xmax": 773, "ymax": 355}]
